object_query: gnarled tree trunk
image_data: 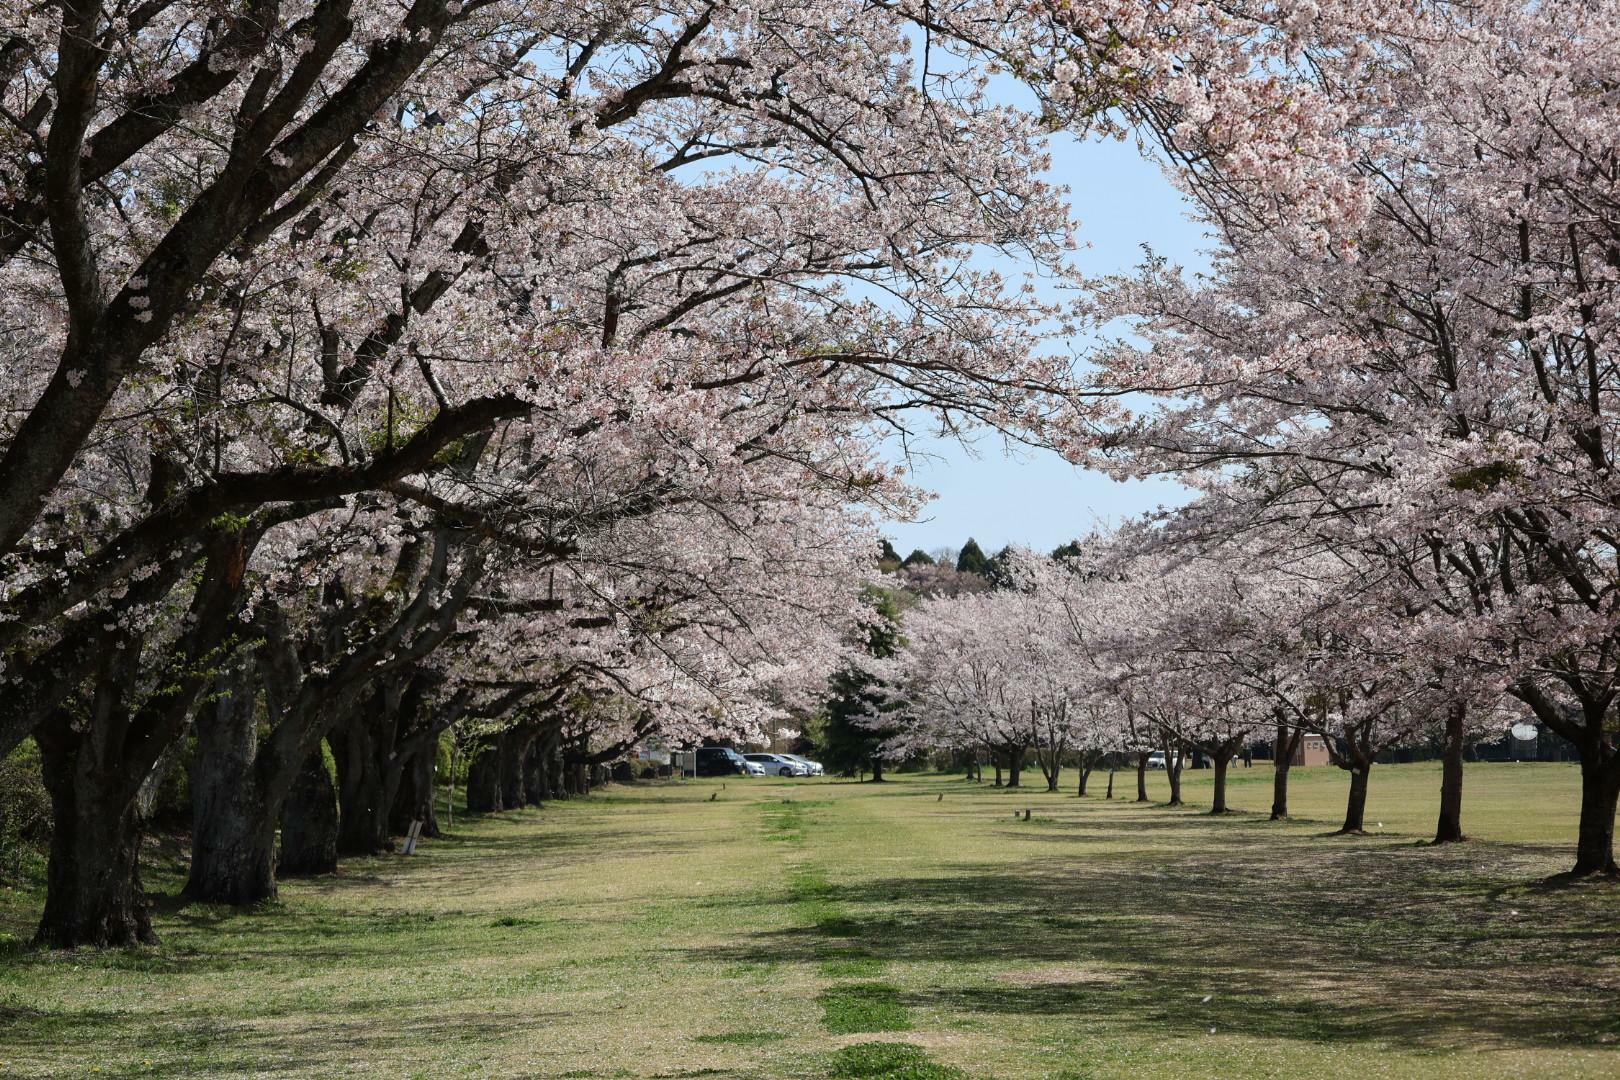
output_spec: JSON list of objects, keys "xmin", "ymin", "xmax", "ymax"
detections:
[
  {"xmin": 34, "ymin": 720, "xmax": 153, "ymax": 948},
  {"xmin": 186, "ymin": 668, "xmax": 278, "ymax": 904},
  {"xmin": 279, "ymin": 743, "xmax": 339, "ymax": 877},
  {"xmin": 1135, "ymin": 752, "xmax": 1149, "ymax": 802},
  {"xmin": 332, "ymin": 711, "xmax": 393, "ymax": 856},
  {"xmin": 466, "ymin": 746, "xmax": 501, "ymax": 813}
]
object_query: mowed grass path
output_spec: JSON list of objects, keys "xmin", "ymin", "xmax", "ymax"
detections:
[{"xmin": 2, "ymin": 763, "xmax": 1618, "ymax": 1078}]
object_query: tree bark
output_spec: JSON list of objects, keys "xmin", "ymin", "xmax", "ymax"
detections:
[
  {"xmin": 1434, "ymin": 702, "xmax": 1467, "ymax": 844},
  {"xmin": 1135, "ymin": 752, "xmax": 1149, "ymax": 802},
  {"xmin": 1006, "ymin": 746, "xmax": 1024, "ymax": 788},
  {"xmin": 498, "ymin": 725, "xmax": 536, "ymax": 809},
  {"xmin": 186, "ymin": 668, "xmax": 279, "ymax": 904},
  {"xmin": 1211, "ymin": 752, "xmax": 1233, "ymax": 814},
  {"xmin": 390, "ymin": 748, "xmax": 439, "ymax": 839},
  {"xmin": 522, "ymin": 739, "xmax": 546, "ymax": 806},
  {"xmin": 1572, "ymin": 753, "xmax": 1620, "ymax": 875},
  {"xmin": 33, "ymin": 724, "xmax": 153, "ymax": 948},
  {"xmin": 465, "ymin": 746, "xmax": 501, "ymax": 813},
  {"xmin": 332, "ymin": 714, "xmax": 393, "ymax": 857},
  {"xmin": 1340, "ymin": 765, "xmax": 1371, "ymax": 834},
  {"xmin": 278, "ymin": 744, "xmax": 339, "ymax": 877},
  {"xmin": 1105, "ymin": 767, "xmax": 1115, "ymax": 800},
  {"xmin": 1270, "ymin": 724, "xmax": 1301, "ymax": 820},
  {"xmin": 1165, "ymin": 745, "xmax": 1183, "ymax": 807},
  {"xmin": 1077, "ymin": 761, "xmax": 1092, "ymax": 797}
]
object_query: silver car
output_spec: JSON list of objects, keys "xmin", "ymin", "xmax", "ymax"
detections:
[
  {"xmin": 779, "ymin": 753, "xmax": 824, "ymax": 776},
  {"xmin": 744, "ymin": 753, "xmax": 807, "ymax": 777}
]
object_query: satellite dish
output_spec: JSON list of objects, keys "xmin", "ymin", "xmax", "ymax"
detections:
[{"xmin": 1511, "ymin": 722, "xmax": 1538, "ymax": 742}]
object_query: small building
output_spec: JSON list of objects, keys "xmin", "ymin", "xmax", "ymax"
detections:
[{"xmin": 1289, "ymin": 734, "xmax": 1333, "ymax": 767}]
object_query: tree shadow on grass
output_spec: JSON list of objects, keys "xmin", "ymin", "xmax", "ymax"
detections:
[{"xmin": 726, "ymin": 822, "xmax": 1620, "ymax": 1053}]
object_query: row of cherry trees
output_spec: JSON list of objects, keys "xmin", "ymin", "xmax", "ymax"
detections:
[
  {"xmin": 878, "ymin": 542, "xmax": 1514, "ymax": 837},
  {"xmin": 880, "ymin": 0, "xmax": 1620, "ymax": 876},
  {"xmin": 5, "ymin": 0, "xmax": 1614, "ymax": 949},
  {"xmin": 0, "ymin": 0, "xmax": 1156, "ymax": 948}
]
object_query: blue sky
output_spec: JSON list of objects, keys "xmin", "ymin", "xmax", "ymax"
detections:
[{"xmin": 879, "ymin": 132, "xmax": 1207, "ymax": 557}]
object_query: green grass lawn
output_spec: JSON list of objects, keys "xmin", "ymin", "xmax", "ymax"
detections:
[{"xmin": 2, "ymin": 763, "xmax": 1617, "ymax": 1078}]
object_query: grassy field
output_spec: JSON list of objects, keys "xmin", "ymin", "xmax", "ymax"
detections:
[{"xmin": 2, "ymin": 762, "xmax": 1618, "ymax": 1079}]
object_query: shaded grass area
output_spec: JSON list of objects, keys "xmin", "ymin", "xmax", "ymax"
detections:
[{"xmin": 0, "ymin": 764, "xmax": 1615, "ymax": 1078}]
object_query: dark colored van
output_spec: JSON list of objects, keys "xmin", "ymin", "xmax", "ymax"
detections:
[{"xmin": 695, "ymin": 746, "xmax": 749, "ymax": 777}]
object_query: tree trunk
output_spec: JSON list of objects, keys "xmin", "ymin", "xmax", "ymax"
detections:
[
  {"xmin": 522, "ymin": 739, "xmax": 546, "ymax": 806},
  {"xmin": 1105, "ymin": 768, "xmax": 1115, "ymax": 800},
  {"xmin": 465, "ymin": 747, "xmax": 501, "ymax": 813},
  {"xmin": 498, "ymin": 726, "xmax": 534, "ymax": 809},
  {"xmin": 1165, "ymin": 746, "xmax": 1183, "ymax": 807},
  {"xmin": 1572, "ymin": 752, "xmax": 1620, "ymax": 875},
  {"xmin": 992, "ymin": 754, "xmax": 1003, "ymax": 787},
  {"xmin": 33, "ymin": 727, "xmax": 153, "ymax": 948},
  {"xmin": 390, "ymin": 749, "xmax": 439, "ymax": 839},
  {"xmin": 1077, "ymin": 762, "xmax": 1092, "ymax": 797},
  {"xmin": 1340, "ymin": 765, "xmax": 1371, "ymax": 834},
  {"xmin": 1434, "ymin": 703, "xmax": 1466, "ymax": 844},
  {"xmin": 1007, "ymin": 746, "xmax": 1024, "ymax": 788},
  {"xmin": 278, "ymin": 744, "xmax": 339, "ymax": 877},
  {"xmin": 332, "ymin": 718, "xmax": 392, "ymax": 856},
  {"xmin": 871, "ymin": 755, "xmax": 885, "ymax": 782},
  {"xmin": 1270, "ymin": 724, "xmax": 1300, "ymax": 820},
  {"xmin": 1135, "ymin": 752, "xmax": 1149, "ymax": 802},
  {"xmin": 186, "ymin": 671, "xmax": 278, "ymax": 904},
  {"xmin": 1210, "ymin": 752, "xmax": 1233, "ymax": 814}
]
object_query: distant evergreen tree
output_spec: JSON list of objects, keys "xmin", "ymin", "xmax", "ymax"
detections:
[
  {"xmin": 901, "ymin": 548, "xmax": 935, "ymax": 568},
  {"xmin": 955, "ymin": 537, "xmax": 990, "ymax": 577},
  {"xmin": 985, "ymin": 545, "xmax": 1018, "ymax": 589},
  {"xmin": 1051, "ymin": 540, "xmax": 1084, "ymax": 561},
  {"xmin": 879, "ymin": 538, "xmax": 901, "ymax": 564},
  {"xmin": 817, "ymin": 587, "xmax": 904, "ymax": 780}
]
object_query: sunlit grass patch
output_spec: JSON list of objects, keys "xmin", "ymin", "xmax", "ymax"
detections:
[
  {"xmin": 692, "ymin": 1030, "xmax": 789, "ymax": 1045},
  {"xmin": 822, "ymin": 982, "xmax": 911, "ymax": 1034},
  {"xmin": 829, "ymin": 1042, "xmax": 969, "ymax": 1079}
]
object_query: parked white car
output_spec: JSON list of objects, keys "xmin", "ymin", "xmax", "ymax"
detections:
[
  {"xmin": 744, "ymin": 753, "xmax": 807, "ymax": 777},
  {"xmin": 742, "ymin": 759, "xmax": 767, "ymax": 776},
  {"xmin": 779, "ymin": 753, "xmax": 824, "ymax": 776},
  {"xmin": 1146, "ymin": 752, "xmax": 1168, "ymax": 770}
]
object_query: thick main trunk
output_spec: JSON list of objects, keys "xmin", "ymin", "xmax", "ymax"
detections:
[
  {"xmin": 1340, "ymin": 766, "xmax": 1370, "ymax": 834},
  {"xmin": 1105, "ymin": 768, "xmax": 1115, "ymax": 800},
  {"xmin": 465, "ymin": 747, "xmax": 501, "ymax": 813},
  {"xmin": 390, "ymin": 749, "xmax": 440, "ymax": 839},
  {"xmin": 1135, "ymin": 753, "xmax": 1149, "ymax": 802},
  {"xmin": 332, "ymin": 719, "xmax": 392, "ymax": 857},
  {"xmin": 1572, "ymin": 753, "xmax": 1620, "ymax": 876},
  {"xmin": 1434, "ymin": 703, "xmax": 1466, "ymax": 844},
  {"xmin": 498, "ymin": 727, "xmax": 534, "ymax": 809},
  {"xmin": 1006, "ymin": 747, "xmax": 1023, "ymax": 788},
  {"xmin": 1165, "ymin": 748, "xmax": 1183, "ymax": 807},
  {"xmin": 278, "ymin": 745, "xmax": 339, "ymax": 877},
  {"xmin": 34, "ymin": 731, "xmax": 152, "ymax": 948},
  {"xmin": 871, "ymin": 755, "xmax": 885, "ymax": 782},
  {"xmin": 1211, "ymin": 753, "xmax": 1232, "ymax": 814},
  {"xmin": 1270, "ymin": 724, "xmax": 1299, "ymax": 820},
  {"xmin": 1077, "ymin": 762, "xmax": 1092, "ymax": 797},
  {"xmin": 522, "ymin": 739, "xmax": 546, "ymax": 806},
  {"xmin": 186, "ymin": 673, "xmax": 278, "ymax": 904},
  {"xmin": 186, "ymin": 767, "xmax": 277, "ymax": 905}
]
